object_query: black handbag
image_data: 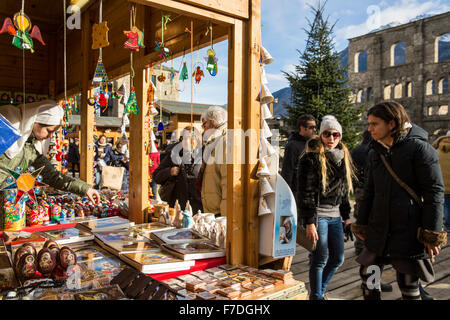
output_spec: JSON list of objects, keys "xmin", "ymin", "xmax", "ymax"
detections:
[{"xmin": 158, "ymin": 178, "xmax": 176, "ymax": 202}]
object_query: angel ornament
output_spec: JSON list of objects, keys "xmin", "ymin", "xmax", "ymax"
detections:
[
  {"xmin": 192, "ymin": 66, "xmax": 205, "ymax": 84},
  {"xmin": 123, "ymin": 26, "xmax": 145, "ymax": 51},
  {"xmin": 0, "ymin": 12, "xmax": 45, "ymax": 53},
  {"xmin": 204, "ymin": 48, "xmax": 218, "ymax": 76}
]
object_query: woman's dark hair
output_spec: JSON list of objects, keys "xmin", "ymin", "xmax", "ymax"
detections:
[{"xmin": 367, "ymin": 101, "xmax": 411, "ymax": 141}]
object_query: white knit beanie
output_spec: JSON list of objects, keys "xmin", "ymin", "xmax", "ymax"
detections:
[{"xmin": 319, "ymin": 115, "xmax": 342, "ymax": 137}]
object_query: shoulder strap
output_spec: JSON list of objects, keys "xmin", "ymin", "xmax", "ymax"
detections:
[{"xmin": 379, "ymin": 154, "xmax": 423, "ymax": 208}]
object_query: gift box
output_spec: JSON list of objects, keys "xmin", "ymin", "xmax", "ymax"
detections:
[{"xmin": 0, "ymin": 191, "xmax": 26, "ymax": 231}]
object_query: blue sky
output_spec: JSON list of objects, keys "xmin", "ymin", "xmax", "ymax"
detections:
[{"xmin": 166, "ymin": 0, "xmax": 450, "ymax": 105}]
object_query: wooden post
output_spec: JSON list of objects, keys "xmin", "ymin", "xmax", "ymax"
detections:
[
  {"xmin": 243, "ymin": 0, "xmax": 261, "ymax": 268},
  {"xmin": 128, "ymin": 4, "xmax": 148, "ymax": 224},
  {"xmin": 80, "ymin": 11, "xmax": 94, "ymax": 186},
  {"xmin": 227, "ymin": 19, "xmax": 245, "ymax": 265}
]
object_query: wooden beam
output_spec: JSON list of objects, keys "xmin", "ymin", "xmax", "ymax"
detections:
[
  {"xmin": 176, "ymin": 0, "xmax": 249, "ymax": 19},
  {"xmin": 128, "ymin": 0, "xmax": 235, "ymax": 25},
  {"xmin": 128, "ymin": 3, "xmax": 149, "ymax": 224},
  {"xmin": 79, "ymin": 11, "xmax": 94, "ymax": 186},
  {"xmin": 226, "ymin": 19, "xmax": 245, "ymax": 265},
  {"xmin": 243, "ymin": 0, "xmax": 261, "ymax": 268}
]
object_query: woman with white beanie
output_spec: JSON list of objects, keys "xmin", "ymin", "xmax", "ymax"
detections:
[
  {"xmin": 0, "ymin": 100, "xmax": 100, "ymax": 205},
  {"xmin": 296, "ymin": 115, "xmax": 356, "ymax": 300}
]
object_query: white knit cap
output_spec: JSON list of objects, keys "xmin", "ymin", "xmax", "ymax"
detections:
[{"xmin": 319, "ymin": 115, "xmax": 342, "ymax": 137}]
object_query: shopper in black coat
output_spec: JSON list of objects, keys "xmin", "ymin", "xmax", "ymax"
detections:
[
  {"xmin": 351, "ymin": 101, "xmax": 447, "ymax": 300},
  {"xmin": 281, "ymin": 114, "xmax": 316, "ymax": 194},
  {"xmin": 153, "ymin": 128, "xmax": 203, "ymax": 214}
]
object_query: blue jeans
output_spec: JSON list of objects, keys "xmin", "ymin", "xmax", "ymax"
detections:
[
  {"xmin": 309, "ymin": 217, "xmax": 345, "ymax": 300},
  {"xmin": 444, "ymin": 194, "xmax": 450, "ymax": 230}
]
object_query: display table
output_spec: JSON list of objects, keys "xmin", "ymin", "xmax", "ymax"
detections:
[
  {"xmin": 148, "ymin": 257, "xmax": 226, "ymax": 281},
  {"xmin": 0, "ymin": 221, "xmax": 77, "ymax": 241}
]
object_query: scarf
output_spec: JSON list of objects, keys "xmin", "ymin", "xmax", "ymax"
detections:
[
  {"xmin": 0, "ymin": 100, "xmax": 64, "ymax": 159},
  {"xmin": 325, "ymin": 148, "xmax": 345, "ymax": 165}
]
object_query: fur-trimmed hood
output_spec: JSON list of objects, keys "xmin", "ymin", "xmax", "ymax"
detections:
[{"xmin": 305, "ymin": 135, "xmax": 321, "ymax": 153}]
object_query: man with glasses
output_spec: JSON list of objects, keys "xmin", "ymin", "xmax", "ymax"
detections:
[{"xmin": 281, "ymin": 114, "xmax": 316, "ymax": 195}]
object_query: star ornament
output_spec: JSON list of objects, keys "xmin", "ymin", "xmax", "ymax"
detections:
[{"xmin": 1, "ymin": 162, "xmax": 48, "ymax": 206}]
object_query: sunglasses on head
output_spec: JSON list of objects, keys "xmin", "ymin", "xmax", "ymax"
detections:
[{"xmin": 322, "ymin": 131, "xmax": 341, "ymax": 138}]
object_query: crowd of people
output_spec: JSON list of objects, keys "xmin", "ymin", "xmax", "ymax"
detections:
[
  {"xmin": 1, "ymin": 99, "xmax": 448, "ymax": 301},
  {"xmin": 282, "ymin": 101, "xmax": 449, "ymax": 300}
]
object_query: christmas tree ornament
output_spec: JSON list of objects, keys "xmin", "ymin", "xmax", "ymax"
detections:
[
  {"xmin": 179, "ymin": 61, "xmax": 189, "ymax": 81},
  {"xmin": 0, "ymin": 160, "xmax": 48, "ymax": 206},
  {"xmin": 123, "ymin": 26, "xmax": 145, "ymax": 51},
  {"xmin": 0, "ymin": 11, "xmax": 45, "ymax": 53},
  {"xmin": 124, "ymin": 87, "xmax": 139, "ymax": 115},
  {"xmin": 92, "ymin": 57, "xmax": 108, "ymax": 85}
]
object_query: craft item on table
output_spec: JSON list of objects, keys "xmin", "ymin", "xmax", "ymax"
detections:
[
  {"xmin": 184, "ymin": 200, "xmax": 193, "ymax": 217},
  {"xmin": 179, "ymin": 62, "xmax": 189, "ymax": 81},
  {"xmin": 13, "ymin": 243, "xmax": 37, "ymax": 267},
  {"xmin": 59, "ymin": 246, "xmax": 77, "ymax": 269},
  {"xmin": 0, "ymin": 11, "xmax": 45, "ymax": 53},
  {"xmin": 0, "ymin": 196, "xmax": 26, "ymax": 231},
  {"xmin": 124, "ymin": 87, "xmax": 139, "ymax": 115},
  {"xmin": 192, "ymin": 66, "xmax": 204, "ymax": 84},
  {"xmin": 36, "ymin": 248, "xmax": 56, "ymax": 276},
  {"xmin": 15, "ymin": 253, "xmax": 37, "ymax": 280},
  {"xmin": 181, "ymin": 210, "xmax": 194, "ymax": 229},
  {"xmin": 204, "ymin": 48, "xmax": 218, "ymax": 76},
  {"xmin": 173, "ymin": 200, "xmax": 183, "ymax": 228},
  {"xmin": 150, "ymin": 228, "xmax": 211, "ymax": 245},
  {"xmin": 50, "ymin": 204, "xmax": 61, "ymax": 222},
  {"xmin": 66, "ymin": 264, "xmax": 82, "ymax": 290},
  {"xmin": 161, "ymin": 241, "xmax": 225, "ymax": 260},
  {"xmin": 25, "ymin": 203, "xmax": 40, "ymax": 227}
]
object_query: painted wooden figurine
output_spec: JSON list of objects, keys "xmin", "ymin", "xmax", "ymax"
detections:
[{"xmin": 123, "ymin": 26, "xmax": 145, "ymax": 51}]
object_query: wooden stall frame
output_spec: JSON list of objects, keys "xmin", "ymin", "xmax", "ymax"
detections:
[{"xmin": 51, "ymin": 0, "xmax": 289, "ymax": 269}]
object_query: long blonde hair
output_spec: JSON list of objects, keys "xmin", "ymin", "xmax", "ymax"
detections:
[{"xmin": 316, "ymin": 138, "xmax": 357, "ymax": 195}]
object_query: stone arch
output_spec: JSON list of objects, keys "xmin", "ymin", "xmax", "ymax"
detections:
[
  {"xmin": 438, "ymin": 77, "xmax": 448, "ymax": 94},
  {"xmin": 354, "ymin": 51, "xmax": 368, "ymax": 73},
  {"xmin": 435, "ymin": 33, "xmax": 450, "ymax": 63}
]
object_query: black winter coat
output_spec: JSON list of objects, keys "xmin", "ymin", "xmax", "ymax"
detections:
[
  {"xmin": 357, "ymin": 124, "xmax": 445, "ymax": 259},
  {"xmin": 153, "ymin": 142, "xmax": 203, "ymax": 214},
  {"xmin": 281, "ymin": 132, "xmax": 308, "ymax": 194},
  {"xmin": 296, "ymin": 137, "xmax": 351, "ymax": 225}
]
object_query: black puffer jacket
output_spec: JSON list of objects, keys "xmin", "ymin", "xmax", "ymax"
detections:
[
  {"xmin": 355, "ymin": 124, "xmax": 445, "ymax": 259},
  {"xmin": 153, "ymin": 142, "xmax": 203, "ymax": 214},
  {"xmin": 296, "ymin": 137, "xmax": 351, "ymax": 225},
  {"xmin": 281, "ymin": 132, "xmax": 308, "ymax": 195}
]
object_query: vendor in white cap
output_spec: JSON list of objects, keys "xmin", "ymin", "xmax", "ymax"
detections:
[{"xmin": 0, "ymin": 100, "xmax": 100, "ymax": 204}]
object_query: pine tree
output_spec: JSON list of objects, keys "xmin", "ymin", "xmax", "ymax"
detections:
[{"xmin": 283, "ymin": 1, "xmax": 365, "ymax": 148}]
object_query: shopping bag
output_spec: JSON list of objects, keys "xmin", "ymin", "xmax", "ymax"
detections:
[
  {"xmin": 100, "ymin": 166, "xmax": 125, "ymax": 190},
  {"xmin": 0, "ymin": 114, "xmax": 20, "ymax": 157}
]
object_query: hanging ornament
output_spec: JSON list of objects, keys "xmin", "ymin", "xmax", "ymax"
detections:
[
  {"xmin": 0, "ymin": 160, "xmax": 48, "ymax": 206},
  {"xmin": 157, "ymin": 73, "xmax": 166, "ymax": 82},
  {"xmin": 204, "ymin": 24, "xmax": 218, "ymax": 76},
  {"xmin": 169, "ymin": 66, "xmax": 175, "ymax": 85},
  {"xmin": 155, "ymin": 40, "xmax": 171, "ymax": 61},
  {"xmin": 123, "ymin": 26, "xmax": 145, "ymax": 51},
  {"xmin": 192, "ymin": 66, "xmax": 204, "ymax": 84},
  {"xmin": 205, "ymin": 48, "xmax": 218, "ymax": 76},
  {"xmin": 180, "ymin": 62, "xmax": 189, "ymax": 81},
  {"xmin": 157, "ymin": 122, "xmax": 164, "ymax": 131},
  {"xmin": 0, "ymin": 11, "xmax": 45, "ymax": 53},
  {"xmin": 125, "ymin": 87, "xmax": 139, "ymax": 115},
  {"xmin": 92, "ymin": 57, "xmax": 108, "ymax": 85}
]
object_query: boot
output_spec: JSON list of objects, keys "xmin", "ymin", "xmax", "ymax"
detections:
[
  {"xmin": 418, "ymin": 283, "xmax": 434, "ymax": 300},
  {"xmin": 361, "ymin": 283, "xmax": 381, "ymax": 300},
  {"xmin": 380, "ymin": 282, "xmax": 393, "ymax": 292}
]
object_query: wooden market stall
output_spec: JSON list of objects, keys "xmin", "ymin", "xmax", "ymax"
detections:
[{"xmin": 0, "ymin": 0, "xmax": 265, "ymax": 269}]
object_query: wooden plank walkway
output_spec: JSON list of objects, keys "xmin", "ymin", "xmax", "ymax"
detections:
[{"xmin": 291, "ymin": 234, "xmax": 450, "ymax": 300}]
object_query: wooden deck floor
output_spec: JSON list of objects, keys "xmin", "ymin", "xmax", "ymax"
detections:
[{"xmin": 291, "ymin": 235, "xmax": 450, "ymax": 300}]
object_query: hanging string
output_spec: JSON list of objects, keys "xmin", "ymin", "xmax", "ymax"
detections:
[
  {"xmin": 20, "ymin": 0, "xmax": 26, "ymax": 134},
  {"xmin": 99, "ymin": 0, "xmax": 103, "ymax": 60},
  {"xmin": 129, "ymin": 4, "xmax": 135, "ymax": 89},
  {"xmin": 63, "ymin": 0, "xmax": 67, "ymax": 103},
  {"xmin": 161, "ymin": 13, "xmax": 171, "ymax": 46},
  {"xmin": 189, "ymin": 20, "xmax": 193, "ymax": 131}
]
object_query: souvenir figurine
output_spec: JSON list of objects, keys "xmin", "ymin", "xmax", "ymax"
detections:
[
  {"xmin": 47, "ymin": 245, "xmax": 61, "ymax": 265},
  {"xmin": 59, "ymin": 247, "xmax": 77, "ymax": 269},
  {"xmin": 0, "ymin": 12, "xmax": 45, "ymax": 53},
  {"xmin": 192, "ymin": 66, "xmax": 204, "ymax": 84},
  {"xmin": 181, "ymin": 210, "xmax": 194, "ymax": 229},
  {"xmin": 123, "ymin": 26, "xmax": 145, "ymax": 51},
  {"xmin": 154, "ymin": 40, "xmax": 171, "ymax": 60},
  {"xmin": 37, "ymin": 248, "xmax": 56, "ymax": 276},
  {"xmin": 14, "ymin": 243, "xmax": 36, "ymax": 267},
  {"xmin": 43, "ymin": 240, "xmax": 60, "ymax": 249},
  {"xmin": 16, "ymin": 253, "xmax": 37, "ymax": 280}
]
